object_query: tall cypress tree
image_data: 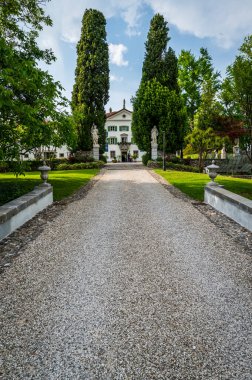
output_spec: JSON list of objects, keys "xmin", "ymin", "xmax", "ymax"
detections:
[
  {"xmin": 132, "ymin": 13, "xmax": 186, "ymax": 155},
  {"xmin": 141, "ymin": 14, "xmax": 170, "ymax": 85},
  {"xmin": 72, "ymin": 9, "xmax": 109, "ymax": 152}
]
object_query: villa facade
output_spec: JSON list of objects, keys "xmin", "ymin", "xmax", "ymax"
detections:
[{"xmin": 105, "ymin": 107, "xmax": 145, "ymax": 162}]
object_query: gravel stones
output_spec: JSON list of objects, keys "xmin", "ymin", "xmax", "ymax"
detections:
[{"xmin": 0, "ymin": 168, "xmax": 252, "ymax": 379}]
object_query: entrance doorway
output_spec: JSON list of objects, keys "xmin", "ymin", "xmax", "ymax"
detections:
[{"xmin": 122, "ymin": 152, "xmax": 127, "ymax": 162}]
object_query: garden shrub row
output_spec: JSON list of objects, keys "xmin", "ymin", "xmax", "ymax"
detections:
[
  {"xmin": 147, "ymin": 160, "xmax": 200, "ymax": 172},
  {"xmin": 0, "ymin": 158, "xmax": 106, "ymax": 173},
  {"xmin": 56, "ymin": 161, "xmax": 104, "ymax": 170}
]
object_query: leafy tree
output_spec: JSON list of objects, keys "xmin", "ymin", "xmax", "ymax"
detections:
[
  {"xmin": 0, "ymin": 0, "xmax": 72, "ymax": 162},
  {"xmin": 185, "ymin": 127, "xmax": 223, "ymax": 172},
  {"xmin": 221, "ymin": 35, "xmax": 252, "ymax": 161},
  {"xmin": 132, "ymin": 79, "xmax": 187, "ymax": 153},
  {"xmin": 193, "ymin": 79, "xmax": 222, "ymax": 131},
  {"xmin": 72, "ymin": 9, "xmax": 109, "ymax": 152},
  {"xmin": 178, "ymin": 48, "xmax": 220, "ymax": 126}
]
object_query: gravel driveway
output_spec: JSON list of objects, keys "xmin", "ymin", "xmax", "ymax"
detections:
[{"xmin": 0, "ymin": 168, "xmax": 251, "ymax": 379}]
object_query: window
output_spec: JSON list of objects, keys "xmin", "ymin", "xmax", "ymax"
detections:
[
  {"xmin": 121, "ymin": 136, "xmax": 128, "ymax": 143},
  {"xmin": 24, "ymin": 154, "xmax": 29, "ymax": 158},
  {"xmin": 133, "ymin": 150, "xmax": 139, "ymax": 158},
  {"xmin": 108, "ymin": 125, "xmax": 117, "ymax": 132},
  {"xmin": 108, "ymin": 137, "xmax": 117, "ymax": 144},
  {"xmin": 110, "ymin": 151, "xmax": 116, "ymax": 158},
  {"xmin": 59, "ymin": 153, "xmax": 64, "ymax": 158},
  {"xmin": 119, "ymin": 125, "xmax": 129, "ymax": 132},
  {"xmin": 44, "ymin": 152, "xmax": 56, "ymax": 159}
]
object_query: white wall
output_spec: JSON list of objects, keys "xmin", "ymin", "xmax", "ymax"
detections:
[{"xmin": 105, "ymin": 109, "xmax": 146, "ymax": 162}]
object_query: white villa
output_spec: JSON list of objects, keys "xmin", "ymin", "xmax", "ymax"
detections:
[{"xmin": 105, "ymin": 104, "xmax": 145, "ymax": 162}]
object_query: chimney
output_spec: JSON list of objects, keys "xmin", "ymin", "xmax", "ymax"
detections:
[{"xmin": 109, "ymin": 107, "xmax": 112, "ymax": 113}]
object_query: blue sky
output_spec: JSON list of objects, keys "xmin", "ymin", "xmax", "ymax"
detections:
[{"xmin": 39, "ymin": 0, "xmax": 252, "ymax": 112}]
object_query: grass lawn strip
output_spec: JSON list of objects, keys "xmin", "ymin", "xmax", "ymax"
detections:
[
  {"xmin": 0, "ymin": 169, "xmax": 99, "ymax": 206},
  {"xmin": 155, "ymin": 169, "xmax": 252, "ymax": 202}
]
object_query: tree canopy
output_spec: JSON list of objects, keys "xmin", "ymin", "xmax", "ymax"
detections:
[
  {"xmin": 71, "ymin": 9, "xmax": 109, "ymax": 152},
  {"xmin": 221, "ymin": 35, "xmax": 252, "ymax": 160},
  {"xmin": 178, "ymin": 48, "xmax": 220, "ymax": 126},
  {"xmin": 0, "ymin": 0, "xmax": 72, "ymax": 162}
]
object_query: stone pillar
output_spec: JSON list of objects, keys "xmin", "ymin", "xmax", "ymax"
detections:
[
  {"xmin": 151, "ymin": 143, "xmax": 158, "ymax": 160},
  {"xmin": 93, "ymin": 144, "xmax": 100, "ymax": 161}
]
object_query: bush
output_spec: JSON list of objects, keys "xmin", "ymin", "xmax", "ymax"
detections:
[
  {"xmin": 56, "ymin": 161, "xmax": 104, "ymax": 170},
  {"xmin": 99, "ymin": 155, "xmax": 107, "ymax": 163},
  {"xmin": 69, "ymin": 151, "xmax": 94, "ymax": 163},
  {"xmin": 142, "ymin": 153, "xmax": 151, "ymax": 166},
  {"xmin": 166, "ymin": 162, "xmax": 200, "ymax": 172},
  {"xmin": 57, "ymin": 163, "xmax": 72, "ymax": 170},
  {"xmin": 147, "ymin": 160, "xmax": 162, "ymax": 168},
  {"xmin": 0, "ymin": 162, "xmax": 9, "ymax": 173},
  {"xmin": 147, "ymin": 160, "xmax": 199, "ymax": 172}
]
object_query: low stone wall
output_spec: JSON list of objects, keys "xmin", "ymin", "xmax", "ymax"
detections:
[
  {"xmin": 0, "ymin": 185, "xmax": 53, "ymax": 241},
  {"xmin": 204, "ymin": 185, "xmax": 252, "ymax": 232}
]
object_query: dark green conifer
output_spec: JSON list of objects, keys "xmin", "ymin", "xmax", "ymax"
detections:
[{"xmin": 72, "ymin": 9, "xmax": 109, "ymax": 152}]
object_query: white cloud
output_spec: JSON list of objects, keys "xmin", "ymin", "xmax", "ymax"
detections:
[
  {"xmin": 110, "ymin": 74, "xmax": 124, "ymax": 82},
  {"xmin": 44, "ymin": 0, "xmax": 252, "ymax": 50},
  {"xmin": 109, "ymin": 43, "xmax": 129, "ymax": 66},
  {"xmin": 146, "ymin": 0, "xmax": 252, "ymax": 48}
]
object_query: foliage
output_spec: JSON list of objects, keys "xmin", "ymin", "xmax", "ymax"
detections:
[
  {"xmin": 0, "ymin": 0, "xmax": 73, "ymax": 165},
  {"xmin": 132, "ymin": 13, "xmax": 186, "ymax": 156},
  {"xmin": 155, "ymin": 169, "xmax": 252, "ymax": 201},
  {"xmin": 185, "ymin": 128, "xmax": 223, "ymax": 171},
  {"xmin": 0, "ymin": 169, "xmax": 99, "ymax": 205},
  {"xmin": 72, "ymin": 9, "xmax": 109, "ymax": 152},
  {"xmin": 132, "ymin": 79, "xmax": 187, "ymax": 153},
  {"xmin": 56, "ymin": 162, "xmax": 104, "ymax": 170},
  {"xmin": 178, "ymin": 48, "xmax": 220, "ymax": 125},
  {"xmin": 142, "ymin": 152, "xmax": 151, "ymax": 166},
  {"xmin": 193, "ymin": 79, "xmax": 222, "ymax": 131},
  {"xmin": 221, "ymin": 35, "xmax": 252, "ymax": 161},
  {"xmin": 99, "ymin": 155, "xmax": 107, "ymax": 163},
  {"xmin": 147, "ymin": 160, "xmax": 199, "ymax": 172},
  {"xmin": 141, "ymin": 14, "xmax": 170, "ymax": 85}
]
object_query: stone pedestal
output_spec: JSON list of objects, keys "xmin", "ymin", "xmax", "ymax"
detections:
[
  {"xmin": 151, "ymin": 143, "xmax": 158, "ymax": 160},
  {"xmin": 93, "ymin": 144, "xmax": 100, "ymax": 161}
]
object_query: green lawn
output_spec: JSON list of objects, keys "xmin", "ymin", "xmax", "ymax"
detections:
[
  {"xmin": 0, "ymin": 169, "xmax": 99, "ymax": 206},
  {"xmin": 155, "ymin": 169, "xmax": 252, "ymax": 201}
]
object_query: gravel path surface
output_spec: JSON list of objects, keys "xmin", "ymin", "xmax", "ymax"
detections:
[{"xmin": 1, "ymin": 168, "xmax": 252, "ymax": 379}]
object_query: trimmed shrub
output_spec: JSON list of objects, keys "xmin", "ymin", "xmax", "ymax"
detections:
[
  {"xmin": 99, "ymin": 155, "xmax": 107, "ymax": 163},
  {"xmin": 147, "ymin": 160, "xmax": 162, "ymax": 168},
  {"xmin": 56, "ymin": 161, "xmax": 104, "ymax": 170},
  {"xmin": 142, "ymin": 153, "xmax": 151, "ymax": 166},
  {"xmin": 166, "ymin": 162, "xmax": 200, "ymax": 172},
  {"xmin": 147, "ymin": 160, "xmax": 199, "ymax": 172}
]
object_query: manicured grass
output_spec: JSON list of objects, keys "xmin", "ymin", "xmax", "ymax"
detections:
[
  {"xmin": 0, "ymin": 169, "xmax": 99, "ymax": 206},
  {"xmin": 155, "ymin": 169, "xmax": 252, "ymax": 201}
]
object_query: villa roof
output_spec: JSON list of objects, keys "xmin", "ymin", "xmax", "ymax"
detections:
[{"xmin": 106, "ymin": 108, "xmax": 132, "ymax": 119}]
